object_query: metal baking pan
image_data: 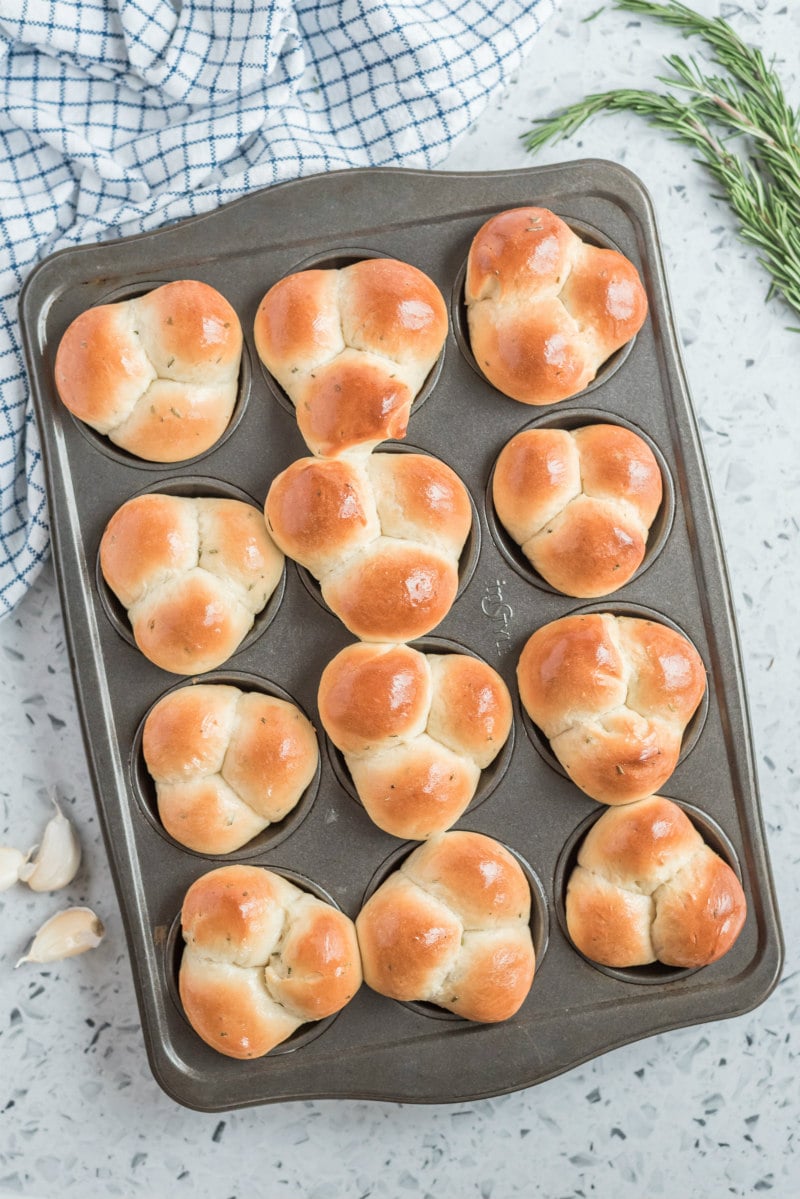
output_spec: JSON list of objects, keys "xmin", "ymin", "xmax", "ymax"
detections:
[{"xmin": 19, "ymin": 161, "xmax": 783, "ymax": 1111}]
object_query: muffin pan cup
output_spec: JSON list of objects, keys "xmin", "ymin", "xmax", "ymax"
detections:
[
  {"xmin": 130, "ymin": 669, "xmax": 322, "ymax": 860},
  {"xmin": 517, "ymin": 600, "xmax": 710, "ymax": 781},
  {"xmin": 359, "ymin": 835, "xmax": 549, "ymax": 1022},
  {"xmin": 64, "ymin": 280, "xmax": 253, "ymax": 469},
  {"xmin": 553, "ymin": 798, "xmax": 745, "ymax": 987},
  {"xmin": 485, "ymin": 407, "xmax": 676, "ymax": 596},
  {"xmin": 19, "ymin": 161, "xmax": 782, "ymax": 1111},
  {"xmin": 322, "ymin": 634, "xmax": 516, "ymax": 821}
]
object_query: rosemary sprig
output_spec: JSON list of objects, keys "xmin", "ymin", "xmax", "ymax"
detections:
[{"xmin": 521, "ymin": 1, "xmax": 800, "ymax": 321}]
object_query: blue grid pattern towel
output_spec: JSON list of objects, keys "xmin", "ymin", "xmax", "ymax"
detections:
[{"xmin": 0, "ymin": 0, "xmax": 557, "ymax": 617}]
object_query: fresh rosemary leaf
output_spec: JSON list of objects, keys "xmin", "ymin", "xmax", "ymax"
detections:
[{"xmin": 522, "ymin": 0, "xmax": 800, "ymax": 321}]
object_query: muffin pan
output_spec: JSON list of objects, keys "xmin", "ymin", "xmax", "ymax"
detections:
[{"xmin": 20, "ymin": 161, "xmax": 782, "ymax": 1110}]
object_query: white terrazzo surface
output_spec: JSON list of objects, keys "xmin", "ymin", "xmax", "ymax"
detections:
[{"xmin": 1, "ymin": 2, "xmax": 798, "ymax": 1196}]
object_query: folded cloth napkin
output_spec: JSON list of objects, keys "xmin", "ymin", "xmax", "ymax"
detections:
[{"xmin": 0, "ymin": 0, "xmax": 557, "ymax": 617}]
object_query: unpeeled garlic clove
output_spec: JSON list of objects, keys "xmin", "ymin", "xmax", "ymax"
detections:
[
  {"xmin": 0, "ymin": 846, "xmax": 26, "ymax": 891},
  {"xmin": 16, "ymin": 906, "xmax": 105, "ymax": 967},
  {"xmin": 18, "ymin": 797, "xmax": 81, "ymax": 892}
]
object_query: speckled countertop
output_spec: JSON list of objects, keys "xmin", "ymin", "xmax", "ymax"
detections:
[{"xmin": 1, "ymin": 2, "xmax": 798, "ymax": 1196}]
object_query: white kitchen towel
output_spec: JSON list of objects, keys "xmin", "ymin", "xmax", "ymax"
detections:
[{"xmin": 0, "ymin": 0, "xmax": 558, "ymax": 617}]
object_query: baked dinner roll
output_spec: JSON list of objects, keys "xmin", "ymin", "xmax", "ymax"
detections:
[
  {"xmin": 179, "ymin": 864, "xmax": 362, "ymax": 1059},
  {"xmin": 566, "ymin": 796, "xmax": 747, "ymax": 968},
  {"xmin": 265, "ymin": 451, "xmax": 472, "ymax": 642},
  {"xmin": 254, "ymin": 258, "xmax": 448, "ymax": 457},
  {"xmin": 54, "ymin": 280, "xmax": 242, "ymax": 462},
  {"xmin": 356, "ymin": 831, "xmax": 535, "ymax": 1021},
  {"xmin": 493, "ymin": 423, "xmax": 663, "ymax": 596},
  {"xmin": 318, "ymin": 642, "xmax": 512, "ymax": 839},
  {"xmin": 465, "ymin": 207, "xmax": 648, "ymax": 405},
  {"xmin": 517, "ymin": 612, "xmax": 706, "ymax": 804},
  {"xmin": 142, "ymin": 683, "xmax": 318, "ymax": 853},
  {"xmin": 100, "ymin": 493, "xmax": 284, "ymax": 675}
]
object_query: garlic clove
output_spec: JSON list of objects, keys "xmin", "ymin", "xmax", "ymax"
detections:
[
  {"xmin": 0, "ymin": 846, "xmax": 26, "ymax": 891},
  {"xmin": 16, "ymin": 906, "xmax": 105, "ymax": 967},
  {"xmin": 18, "ymin": 797, "xmax": 81, "ymax": 892}
]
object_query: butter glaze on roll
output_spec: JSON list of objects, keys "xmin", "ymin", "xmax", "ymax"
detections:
[
  {"xmin": 142, "ymin": 684, "xmax": 319, "ymax": 853},
  {"xmin": 492, "ymin": 423, "xmax": 663, "ymax": 597},
  {"xmin": 465, "ymin": 207, "xmax": 648, "ymax": 405},
  {"xmin": 318, "ymin": 642, "xmax": 512, "ymax": 839},
  {"xmin": 54, "ymin": 280, "xmax": 243, "ymax": 462},
  {"xmin": 253, "ymin": 258, "xmax": 448, "ymax": 457},
  {"xmin": 355, "ymin": 831, "xmax": 535, "ymax": 1022},
  {"xmin": 566, "ymin": 796, "xmax": 747, "ymax": 968},
  {"xmin": 179, "ymin": 864, "xmax": 362, "ymax": 1059},
  {"xmin": 100, "ymin": 493, "xmax": 284, "ymax": 675},
  {"xmin": 517, "ymin": 612, "xmax": 706, "ymax": 804},
  {"xmin": 265, "ymin": 451, "xmax": 472, "ymax": 642}
]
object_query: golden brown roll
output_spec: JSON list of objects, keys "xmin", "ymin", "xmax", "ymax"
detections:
[
  {"xmin": 179, "ymin": 864, "xmax": 362, "ymax": 1059},
  {"xmin": 265, "ymin": 451, "xmax": 472, "ymax": 642},
  {"xmin": 142, "ymin": 683, "xmax": 318, "ymax": 853},
  {"xmin": 492, "ymin": 424, "xmax": 663, "ymax": 596},
  {"xmin": 100, "ymin": 493, "xmax": 284, "ymax": 675},
  {"xmin": 465, "ymin": 207, "xmax": 648, "ymax": 405},
  {"xmin": 565, "ymin": 796, "xmax": 747, "ymax": 968},
  {"xmin": 54, "ymin": 280, "xmax": 243, "ymax": 462},
  {"xmin": 356, "ymin": 831, "xmax": 535, "ymax": 1022},
  {"xmin": 517, "ymin": 612, "xmax": 706, "ymax": 804},
  {"xmin": 253, "ymin": 257, "xmax": 447, "ymax": 457},
  {"xmin": 318, "ymin": 643, "xmax": 512, "ymax": 839}
]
